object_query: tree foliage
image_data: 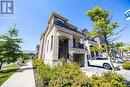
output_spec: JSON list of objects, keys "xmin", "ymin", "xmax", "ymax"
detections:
[
  {"xmin": 114, "ymin": 42, "xmax": 124, "ymax": 53},
  {"xmin": 86, "ymin": 7, "xmax": 121, "ymax": 69},
  {"xmin": 0, "ymin": 26, "xmax": 22, "ymax": 70},
  {"xmin": 87, "ymin": 7, "xmax": 119, "ymax": 45},
  {"xmin": 90, "ymin": 45, "xmax": 104, "ymax": 52}
]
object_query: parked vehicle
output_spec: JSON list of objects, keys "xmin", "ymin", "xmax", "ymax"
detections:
[
  {"xmin": 127, "ymin": 52, "xmax": 130, "ymax": 56},
  {"xmin": 88, "ymin": 57, "xmax": 120, "ymax": 70},
  {"xmin": 125, "ymin": 58, "xmax": 130, "ymax": 62},
  {"xmin": 120, "ymin": 57, "xmax": 130, "ymax": 62},
  {"xmin": 112, "ymin": 58, "xmax": 124, "ymax": 63}
]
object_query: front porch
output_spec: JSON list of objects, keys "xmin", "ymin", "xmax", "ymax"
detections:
[{"xmin": 57, "ymin": 28, "xmax": 88, "ymax": 67}]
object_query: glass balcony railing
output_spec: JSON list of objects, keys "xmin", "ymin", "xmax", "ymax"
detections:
[
  {"xmin": 73, "ymin": 42, "xmax": 84, "ymax": 49},
  {"xmin": 55, "ymin": 20, "xmax": 79, "ymax": 33}
]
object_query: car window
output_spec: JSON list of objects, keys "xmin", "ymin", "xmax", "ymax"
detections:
[
  {"xmin": 103, "ymin": 58, "xmax": 108, "ymax": 60},
  {"xmin": 91, "ymin": 58, "xmax": 96, "ymax": 60},
  {"xmin": 96, "ymin": 58, "xmax": 102, "ymax": 60},
  {"xmin": 112, "ymin": 58, "xmax": 116, "ymax": 60},
  {"xmin": 96, "ymin": 58, "xmax": 108, "ymax": 60}
]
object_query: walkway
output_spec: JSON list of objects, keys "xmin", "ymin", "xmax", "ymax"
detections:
[{"xmin": 1, "ymin": 61, "xmax": 35, "ymax": 87}]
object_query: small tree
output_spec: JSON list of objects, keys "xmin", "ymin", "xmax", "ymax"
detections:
[
  {"xmin": 0, "ymin": 41, "xmax": 4, "ymax": 70},
  {"xmin": 86, "ymin": 7, "xmax": 120, "ymax": 69},
  {"xmin": 90, "ymin": 45, "xmax": 100, "ymax": 53},
  {"xmin": 0, "ymin": 26, "xmax": 22, "ymax": 70}
]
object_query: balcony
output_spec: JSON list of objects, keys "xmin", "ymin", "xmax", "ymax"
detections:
[
  {"xmin": 85, "ymin": 38, "xmax": 97, "ymax": 45},
  {"xmin": 85, "ymin": 38, "xmax": 97, "ymax": 43},
  {"xmin": 69, "ymin": 47, "xmax": 86, "ymax": 54},
  {"xmin": 54, "ymin": 20, "xmax": 80, "ymax": 33},
  {"xmin": 73, "ymin": 42, "xmax": 84, "ymax": 49}
]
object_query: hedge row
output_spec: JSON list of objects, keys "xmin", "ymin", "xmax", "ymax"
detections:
[
  {"xmin": 33, "ymin": 59, "xmax": 127, "ymax": 87},
  {"xmin": 123, "ymin": 62, "xmax": 130, "ymax": 70}
]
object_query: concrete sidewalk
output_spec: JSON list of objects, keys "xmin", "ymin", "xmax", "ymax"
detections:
[{"xmin": 1, "ymin": 61, "xmax": 36, "ymax": 87}]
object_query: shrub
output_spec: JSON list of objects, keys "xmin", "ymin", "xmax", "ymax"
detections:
[
  {"xmin": 33, "ymin": 59, "xmax": 127, "ymax": 87},
  {"xmin": 91, "ymin": 72, "xmax": 127, "ymax": 87},
  {"xmin": 123, "ymin": 62, "xmax": 130, "ymax": 70},
  {"xmin": 91, "ymin": 74, "xmax": 111, "ymax": 87},
  {"xmin": 33, "ymin": 58, "xmax": 44, "ymax": 68},
  {"xmin": 49, "ymin": 61, "xmax": 92, "ymax": 87},
  {"xmin": 33, "ymin": 59, "xmax": 53, "ymax": 86}
]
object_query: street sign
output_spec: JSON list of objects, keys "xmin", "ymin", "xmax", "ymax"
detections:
[{"xmin": 124, "ymin": 9, "xmax": 130, "ymax": 20}]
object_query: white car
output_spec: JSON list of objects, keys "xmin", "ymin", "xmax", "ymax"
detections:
[{"xmin": 88, "ymin": 57, "xmax": 120, "ymax": 70}]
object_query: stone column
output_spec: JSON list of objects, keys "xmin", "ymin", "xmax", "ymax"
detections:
[
  {"xmin": 87, "ymin": 43, "xmax": 91, "ymax": 59},
  {"xmin": 68, "ymin": 35, "xmax": 73, "ymax": 62},
  {"xmin": 84, "ymin": 53, "xmax": 88, "ymax": 67},
  {"xmin": 68, "ymin": 35, "xmax": 73, "ymax": 48},
  {"xmin": 52, "ymin": 28, "xmax": 59, "ymax": 66}
]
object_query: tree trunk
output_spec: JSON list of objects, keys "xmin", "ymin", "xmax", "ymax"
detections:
[
  {"xmin": 104, "ymin": 35, "xmax": 115, "ymax": 70},
  {"xmin": 0, "ymin": 61, "xmax": 3, "ymax": 71}
]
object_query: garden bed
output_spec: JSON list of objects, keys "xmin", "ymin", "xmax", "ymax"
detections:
[
  {"xmin": 33, "ymin": 59, "xmax": 128, "ymax": 87},
  {"xmin": 33, "ymin": 66, "xmax": 44, "ymax": 87},
  {"xmin": 123, "ymin": 62, "xmax": 130, "ymax": 70}
]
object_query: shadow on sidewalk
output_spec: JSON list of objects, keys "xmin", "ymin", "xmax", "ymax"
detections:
[{"xmin": 17, "ymin": 67, "xmax": 34, "ymax": 72}]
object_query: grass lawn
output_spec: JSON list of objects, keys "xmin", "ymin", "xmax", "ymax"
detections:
[{"xmin": 0, "ymin": 64, "xmax": 20, "ymax": 86}]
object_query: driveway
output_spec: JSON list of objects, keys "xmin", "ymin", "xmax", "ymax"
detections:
[{"xmin": 81, "ymin": 66, "xmax": 130, "ymax": 81}]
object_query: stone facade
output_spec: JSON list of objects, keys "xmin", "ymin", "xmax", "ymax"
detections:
[{"xmin": 38, "ymin": 12, "xmax": 103, "ymax": 67}]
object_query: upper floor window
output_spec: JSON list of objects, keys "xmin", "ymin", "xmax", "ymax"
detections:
[
  {"xmin": 56, "ymin": 18, "xmax": 64, "ymax": 27},
  {"xmin": 51, "ymin": 35, "xmax": 53, "ymax": 51},
  {"xmin": 47, "ymin": 40, "xmax": 49, "ymax": 52}
]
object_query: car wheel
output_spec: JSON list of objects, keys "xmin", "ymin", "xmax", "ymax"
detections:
[{"xmin": 103, "ymin": 63, "xmax": 111, "ymax": 70}]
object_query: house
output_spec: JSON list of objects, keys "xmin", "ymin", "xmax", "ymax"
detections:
[
  {"xmin": 81, "ymin": 29, "xmax": 105, "ymax": 59},
  {"xmin": 38, "ymin": 12, "xmax": 88, "ymax": 67}
]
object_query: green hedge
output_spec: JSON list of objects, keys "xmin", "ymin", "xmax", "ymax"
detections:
[
  {"xmin": 49, "ymin": 61, "xmax": 92, "ymax": 87},
  {"xmin": 33, "ymin": 59, "xmax": 127, "ymax": 87},
  {"xmin": 33, "ymin": 59, "xmax": 53, "ymax": 86},
  {"xmin": 91, "ymin": 72, "xmax": 127, "ymax": 87},
  {"xmin": 123, "ymin": 62, "xmax": 130, "ymax": 70}
]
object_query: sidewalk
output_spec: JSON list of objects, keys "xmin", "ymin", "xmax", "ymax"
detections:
[{"xmin": 1, "ymin": 61, "xmax": 36, "ymax": 87}]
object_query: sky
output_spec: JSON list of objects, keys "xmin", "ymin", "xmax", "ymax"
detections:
[{"xmin": 0, "ymin": 0, "xmax": 130, "ymax": 51}]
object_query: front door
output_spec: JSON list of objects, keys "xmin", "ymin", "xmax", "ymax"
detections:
[{"xmin": 58, "ymin": 39, "xmax": 68, "ymax": 61}]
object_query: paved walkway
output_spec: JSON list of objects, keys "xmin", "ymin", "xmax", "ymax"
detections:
[{"xmin": 1, "ymin": 61, "xmax": 36, "ymax": 87}]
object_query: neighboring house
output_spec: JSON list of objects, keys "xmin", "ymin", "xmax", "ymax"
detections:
[
  {"xmin": 38, "ymin": 12, "xmax": 88, "ymax": 67},
  {"xmin": 81, "ymin": 29, "xmax": 105, "ymax": 59}
]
